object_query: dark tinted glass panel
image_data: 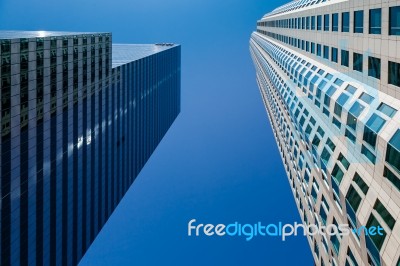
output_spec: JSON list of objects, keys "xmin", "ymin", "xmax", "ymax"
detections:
[
  {"xmin": 354, "ymin": 10, "xmax": 364, "ymax": 33},
  {"xmin": 342, "ymin": 12, "xmax": 350, "ymax": 32},
  {"xmin": 369, "ymin": 8, "xmax": 382, "ymax": 34}
]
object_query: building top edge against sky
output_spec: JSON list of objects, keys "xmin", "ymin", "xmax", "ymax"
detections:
[
  {"xmin": 0, "ymin": 30, "xmax": 179, "ymax": 68},
  {"xmin": 0, "ymin": 30, "xmax": 111, "ymax": 39},
  {"xmin": 112, "ymin": 44, "xmax": 178, "ymax": 67},
  {"xmin": 265, "ymin": 0, "xmax": 349, "ymax": 18}
]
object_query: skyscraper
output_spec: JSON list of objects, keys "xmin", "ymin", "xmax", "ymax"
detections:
[
  {"xmin": 250, "ymin": 1, "xmax": 400, "ymax": 265},
  {"xmin": 0, "ymin": 31, "xmax": 180, "ymax": 265}
]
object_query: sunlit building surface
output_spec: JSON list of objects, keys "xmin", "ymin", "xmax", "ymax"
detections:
[
  {"xmin": 250, "ymin": 1, "xmax": 400, "ymax": 265},
  {"xmin": 0, "ymin": 31, "xmax": 180, "ymax": 265}
]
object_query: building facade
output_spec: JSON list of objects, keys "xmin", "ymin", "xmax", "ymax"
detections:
[
  {"xmin": 250, "ymin": 1, "xmax": 400, "ymax": 265},
  {"xmin": 0, "ymin": 31, "xmax": 180, "ymax": 265}
]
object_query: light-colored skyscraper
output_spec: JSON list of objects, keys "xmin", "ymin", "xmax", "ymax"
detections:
[
  {"xmin": 0, "ymin": 31, "xmax": 180, "ymax": 265},
  {"xmin": 250, "ymin": 1, "xmax": 400, "ymax": 265}
]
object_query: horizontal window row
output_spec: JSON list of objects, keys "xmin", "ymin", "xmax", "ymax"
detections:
[
  {"xmin": 258, "ymin": 6, "xmax": 400, "ymax": 36},
  {"xmin": 257, "ymin": 30, "xmax": 400, "ymax": 87},
  {"xmin": 267, "ymin": 0, "xmax": 328, "ymax": 17}
]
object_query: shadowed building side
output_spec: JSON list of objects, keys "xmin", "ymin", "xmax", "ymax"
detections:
[{"xmin": 0, "ymin": 31, "xmax": 180, "ymax": 266}]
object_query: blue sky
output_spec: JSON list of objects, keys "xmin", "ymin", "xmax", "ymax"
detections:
[{"xmin": 0, "ymin": 0, "xmax": 313, "ymax": 265}]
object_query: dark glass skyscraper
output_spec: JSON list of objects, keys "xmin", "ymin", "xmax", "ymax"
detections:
[{"xmin": 0, "ymin": 31, "xmax": 180, "ymax": 265}]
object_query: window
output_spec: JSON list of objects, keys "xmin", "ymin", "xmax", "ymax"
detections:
[
  {"xmin": 311, "ymin": 16, "xmax": 316, "ymax": 30},
  {"xmin": 369, "ymin": 8, "xmax": 382, "ymax": 34},
  {"xmin": 324, "ymin": 14, "xmax": 330, "ymax": 31},
  {"xmin": 345, "ymin": 129, "xmax": 356, "ymax": 143},
  {"xmin": 311, "ymin": 42, "xmax": 315, "ymax": 54},
  {"xmin": 323, "ymin": 86, "xmax": 336, "ymax": 108},
  {"xmin": 306, "ymin": 16, "xmax": 310, "ymax": 30},
  {"xmin": 317, "ymin": 15, "xmax": 322, "ymax": 30},
  {"xmin": 341, "ymin": 50, "xmax": 349, "ymax": 67},
  {"xmin": 354, "ymin": 172, "xmax": 369, "ymax": 194},
  {"xmin": 378, "ymin": 103, "xmax": 397, "ymax": 118},
  {"xmin": 342, "ymin": 12, "xmax": 350, "ymax": 32},
  {"xmin": 338, "ymin": 153, "xmax": 350, "ymax": 170},
  {"xmin": 366, "ymin": 214, "xmax": 386, "ymax": 265},
  {"xmin": 368, "ymin": 56, "xmax": 381, "ymax": 79},
  {"xmin": 388, "ymin": 61, "xmax": 400, "ymax": 87},
  {"xmin": 331, "ymin": 164, "xmax": 344, "ymax": 184},
  {"xmin": 353, "ymin": 52, "xmax": 363, "ymax": 72},
  {"xmin": 347, "ymin": 101, "xmax": 365, "ymax": 130},
  {"xmin": 320, "ymin": 148, "xmax": 331, "ymax": 169},
  {"xmin": 362, "ymin": 145, "xmax": 376, "ymax": 164},
  {"xmin": 331, "ymin": 47, "xmax": 338, "ymax": 63},
  {"xmin": 317, "ymin": 126, "xmax": 325, "ymax": 137},
  {"xmin": 323, "ymin": 45, "xmax": 329, "ymax": 59},
  {"xmin": 363, "ymin": 114, "xmax": 386, "ymax": 148},
  {"xmin": 346, "ymin": 185, "xmax": 362, "ymax": 215},
  {"xmin": 317, "ymin": 44, "xmax": 322, "ymax": 56},
  {"xmin": 354, "ymin": 10, "xmax": 364, "ymax": 33},
  {"xmin": 386, "ymin": 129, "xmax": 400, "ymax": 173},
  {"xmin": 374, "ymin": 200, "xmax": 395, "ymax": 229},
  {"xmin": 359, "ymin": 92, "xmax": 375, "ymax": 104},
  {"xmin": 333, "ymin": 114, "xmax": 341, "ymax": 127},
  {"xmin": 389, "ymin": 6, "xmax": 400, "ymax": 35},
  {"xmin": 384, "ymin": 167, "xmax": 400, "ymax": 191},
  {"xmin": 334, "ymin": 93, "xmax": 349, "ymax": 117},
  {"xmin": 332, "ymin": 13, "xmax": 338, "ymax": 31},
  {"xmin": 345, "ymin": 84, "xmax": 357, "ymax": 94}
]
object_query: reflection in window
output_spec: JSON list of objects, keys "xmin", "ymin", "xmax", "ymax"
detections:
[
  {"xmin": 354, "ymin": 10, "xmax": 364, "ymax": 33},
  {"xmin": 363, "ymin": 114, "xmax": 386, "ymax": 148},
  {"xmin": 332, "ymin": 13, "xmax": 338, "ymax": 31},
  {"xmin": 368, "ymin": 56, "xmax": 381, "ymax": 79},
  {"xmin": 353, "ymin": 52, "xmax": 363, "ymax": 72},
  {"xmin": 324, "ymin": 14, "xmax": 330, "ymax": 31},
  {"xmin": 386, "ymin": 129, "xmax": 400, "ymax": 173},
  {"xmin": 323, "ymin": 45, "xmax": 329, "ymax": 59},
  {"xmin": 342, "ymin": 12, "xmax": 350, "ymax": 32},
  {"xmin": 369, "ymin": 8, "xmax": 382, "ymax": 34},
  {"xmin": 359, "ymin": 92, "xmax": 375, "ymax": 104},
  {"xmin": 388, "ymin": 61, "xmax": 400, "ymax": 87},
  {"xmin": 311, "ymin": 16, "xmax": 316, "ymax": 30},
  {"xmin": 331, "ymin": 47, "xmax": 338, "ymax": 63},
  {"xmin": 378, "ymin": 103, "xmax": 397, "ymax": 118},
  {"xmin": 334, "ymin": 93, "xmax": 349, "ymax": 117},
  {"xmin": 389, "ymin": 6, "xmax": 400, "ymax": 35},
  {"xmin": 317, "ymin": 15, "xmax": 322, "ymax": 30},
  {"xmin": 347, "ymin": 101, "xmax": 365, "ymax": 130},
  {"xmin": 341, "ymin": 50, "xmax": 349, "ymax": 67}
]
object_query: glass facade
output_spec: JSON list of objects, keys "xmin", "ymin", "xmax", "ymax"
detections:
[{"xmin": 0, "ymin": 32, "xmax": 181, "ymax": 266}]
